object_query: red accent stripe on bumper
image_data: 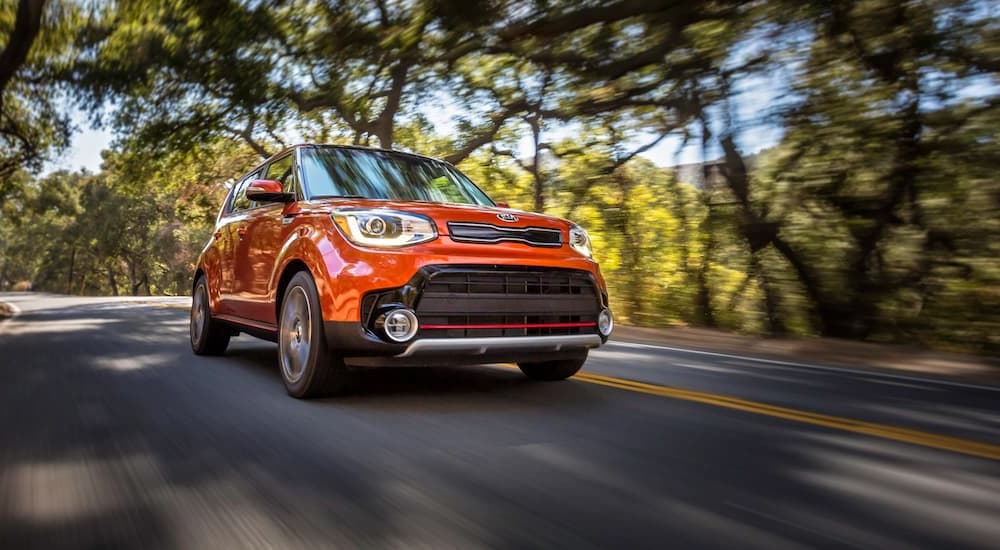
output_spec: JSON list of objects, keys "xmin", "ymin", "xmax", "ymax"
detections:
[{"xmin": 420, "ymin": 322, "xmax": 596, "ymax": 330}]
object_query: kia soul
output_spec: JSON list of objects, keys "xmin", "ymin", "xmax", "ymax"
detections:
[{"xmin": 190, "ymin": 144, "xmax": 613, "ymax": 398}]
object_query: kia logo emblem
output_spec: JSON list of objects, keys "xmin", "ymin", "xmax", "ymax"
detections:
[{"xmin": 497, "ymin": 212, "xmax": 518, "ymax": 222}]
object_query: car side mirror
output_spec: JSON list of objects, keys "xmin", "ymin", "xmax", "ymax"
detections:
[
  {"xmin": 246, "ymin": 179, "xmax": 294, "ymax": 203},
  {"xmin": 495, "ymin": 201, "xmax": 510, "ymax": 208}
]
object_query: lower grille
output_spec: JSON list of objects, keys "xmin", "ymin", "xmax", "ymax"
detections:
[{"xmin": 414, "ymin": 267, "xmax": 601, "ymax": 338}]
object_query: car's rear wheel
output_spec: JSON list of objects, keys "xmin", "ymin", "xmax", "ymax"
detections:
[
  {"xmin": 190, "ymin": 276, "xmax": 230, "ymax": 355},
  {"xmin": 517, "ymin": 353, "xmax": 588, "ymax": 381},
  {"xmin": 279, "ymin": 271, "xmax": 348, "ymax": 398}
]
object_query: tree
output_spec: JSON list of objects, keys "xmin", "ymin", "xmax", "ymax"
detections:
[
  {"xmin": 769, "ymin": 0, "xmax": 1000, "ymax": 341},
  {"xmin": 73, "ymin": 0, "xmax": 287, "ymax": 159},
  {"xmin": 0, "ymin": 0, "xmax": 77, "ymax": 188},
  {"xmin": 3, "ymin": 0, "xmax": 996, "ymax": 352}
]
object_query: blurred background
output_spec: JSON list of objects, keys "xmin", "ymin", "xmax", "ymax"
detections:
[{"xmin": 1, "ymin": 0, "xmax": 997, "ymax": 354}]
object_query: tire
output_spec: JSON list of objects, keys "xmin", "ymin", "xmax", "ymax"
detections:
[
  {"xmin": 278, "ymin": 271, "xmax": 348, "ymax": 398},
  {"xmin": 517, "ymin": 352, "xmax": 588, "ymax": 381},
  {"xmin": 191, "ymin": 276, "xmax": 231, "ymax": 355}
]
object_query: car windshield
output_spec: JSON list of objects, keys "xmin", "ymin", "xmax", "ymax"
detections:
[{"xmin": 300, "ymin": 147, "xmax": 494, "ymax": 206}]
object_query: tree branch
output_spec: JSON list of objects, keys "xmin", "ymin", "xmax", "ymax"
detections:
[
  {"xmin": 223, "ymin": 116, "xmax": 271, "ymax": 159},
  {"xmin": 610, "ymin": 131, "xmax": 671, "ymax": 171},
  {"xmin": 442, "ymin": 99, "xmax": 528, "ymax": 164},
  {"xmin": 0, "ymin": 0, "xmax": 46, "ymax": 113},
  {"xmin": 499, "ymin": 0, "xmax": 674, "ymax": 40}
]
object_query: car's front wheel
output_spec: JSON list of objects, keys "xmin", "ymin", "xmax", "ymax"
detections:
[
  {"xmin": 278, "ymin": 271, "xmax": 348, "ymax": 398},
  {"xmin": 190, "ymin": 276, "xmax": 230, "ymax": 355},
  {"xmin": 517, "ymin": 353, "xmax": 588, "ymax": 381}
]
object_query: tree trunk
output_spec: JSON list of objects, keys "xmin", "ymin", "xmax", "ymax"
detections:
[
  {"xmin": 751, "ymin": 253, "xmax": 786, "ymax": 336},
  {"xmin": 840, "ymin": 96, "xmax": 923, "ymax": 339},
  {"xmin": 66, "ymin": 247, "xmax": 76, "ymax": 295},
  {"xmin": 696, "ymin": 244, "xmax": 715, "ymax": 328},
  {"xmin": 529, "ymin": 116, "xmax": 544, "ymax": 213},
  {"xmin": 373, "ymin": 58, "xmax": 414, "ymax": 149},
  {"xmin": 717, "ymin": 134, "xmax": 825, "ymax": 334},
  {"xmin": 0, "ymin": 257, "xmax": 7, "ymax": 290},
  {"xmin": 127, "ymin": 260, "xmax": 139, "ymax": 296},
  {"xmin": 0, "ymin": 0, "xmax": 46, "ymax": 113},
  {"xmin": 107, "ymin": 265, "xmax": 119, "ymax": 297},
  {"xmin": 770, "ymin": 235, "xmax": 838, "ymax": 335}
]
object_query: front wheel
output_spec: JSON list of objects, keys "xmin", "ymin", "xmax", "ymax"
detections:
[
  {"xmin": 517, "ymin": 353, "xmax": 588, "ymax": 381},
  {"xmin": 190, "ymin": 276, "xmax": 230, "ymax": 355},
  {"xmin": 279, "ymin": 271, "xmax": 348, "ymax": 398}
]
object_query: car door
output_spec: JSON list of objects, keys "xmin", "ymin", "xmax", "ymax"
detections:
[
  {"xmin": 218, "ymin": 170, "xmax": 259, "ymax": 316},
  {"xmin": 231, "ymin": 153, "xmax": 301, "ymax": 325}
]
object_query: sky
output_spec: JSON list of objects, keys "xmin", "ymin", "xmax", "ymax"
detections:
[
  {"xmin": 44, "ymin": 75, "xmax": 785, "ymax": 174},
  {"xmin": 47, "ymin": 112, "xmax": 114, "ymax": 174}
]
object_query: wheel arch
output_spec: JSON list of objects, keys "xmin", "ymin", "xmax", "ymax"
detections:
[
  {"xmin": 269, "ymin": 225, "xmax": 347, "ymax": 324},
  {"xmin": 192, "ymin": 267, "xmax": 218, "ymax": 311},
  {"xmin": 192, "ymin": 268, "xmax": 205, "ymax": 293},
  {"xmin": 193, "ymin": 241, "xmax": 225, "ymax": 312},
  {"xmin": 275, "ymin": 259, "xmax": 311, "ymax": 324}
]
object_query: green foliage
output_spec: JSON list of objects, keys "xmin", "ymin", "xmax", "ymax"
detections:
[
  {"xmin": 1, "ymin": 0, "xmax": 996, "ymax": 353},
  {"xmin": 0, "ymin": 140, "xmax": 258, "ymax": 295},
  {"xmin": 0, "ymin": 0, "xmax": 83, "ymax": 184}
]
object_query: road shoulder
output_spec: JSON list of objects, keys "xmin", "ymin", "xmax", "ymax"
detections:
[{"xmin": 612, "ymin": 325, "xmax": 1000, "ymax": 386}]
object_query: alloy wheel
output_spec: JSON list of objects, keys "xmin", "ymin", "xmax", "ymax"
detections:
[
  {"xmin": 191, "ymin": 284, "xmax": 206, "ymax": 346},
  {"xmin": 279, "ymin": 286, "xmax": 312, "ymax": 384}
]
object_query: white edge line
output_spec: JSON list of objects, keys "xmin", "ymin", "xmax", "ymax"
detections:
[
  {"xmin": 0, "ymin": 301, "xmax": 21, "ymax": 334},
  {"xmin": 603, "ymin": 340, "xmax": 1000, "ymax": 393}
]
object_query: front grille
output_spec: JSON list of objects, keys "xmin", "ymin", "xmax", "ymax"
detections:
[
  {"xmin": 414, "ymin": 267, "xmax": 601, "ymax": 338},
  {"xmin": 447, "ymin": 222, "xmax": 563, "ymax": 248}
]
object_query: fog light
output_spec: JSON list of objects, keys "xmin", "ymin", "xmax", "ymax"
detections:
[
  {"xmin": 598, "ymin": 309, "xmax": 614, "ymax": 336},
  {"xmin": 383, "ymin": 309, "xmax": 419, "ymax": 342}
]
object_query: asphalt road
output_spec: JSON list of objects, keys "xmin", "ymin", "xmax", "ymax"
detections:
[{"xmin": 1, "ymin": 293, "xmax": 998, "ymax": 549}]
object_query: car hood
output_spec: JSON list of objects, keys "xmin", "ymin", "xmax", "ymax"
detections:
[{"xmin": 307, "ymin": 198, "xmax": 574, "ymax": 235}]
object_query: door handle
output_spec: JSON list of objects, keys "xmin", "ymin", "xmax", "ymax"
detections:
[{"xmin": 237, "ymin": 227, "xmax": 248, "ymax": 239}]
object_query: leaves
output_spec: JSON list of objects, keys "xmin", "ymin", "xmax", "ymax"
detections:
[{"xmin": 0, "ymin": 0, "xmax": 996, "ymax": 352}]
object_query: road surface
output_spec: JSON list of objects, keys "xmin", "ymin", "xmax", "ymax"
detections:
[{"xmin": 1, "ymin": 293, "xmax": 998, "ymax": 549}]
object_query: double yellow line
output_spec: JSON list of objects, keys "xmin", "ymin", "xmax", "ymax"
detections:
[{"xmin": 515, "ymin": 367, "xmax": 1000, "ymax": 461}]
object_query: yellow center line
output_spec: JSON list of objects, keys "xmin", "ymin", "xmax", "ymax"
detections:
[
  {"xmin": 496, "ymin": 364, "xmax": 1000, "ymax": 461},
  {"xmin": 143, "ymin": 307, "xmax": 999, "ymax": 460}
]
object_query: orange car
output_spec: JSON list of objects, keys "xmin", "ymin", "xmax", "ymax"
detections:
[{"xmin": 190, "ymin": 144, "xmax": 613, "ymax": 397}]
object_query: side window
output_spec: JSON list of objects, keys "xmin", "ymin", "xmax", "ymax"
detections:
[
  {"xmin": 230, "ymin": 171, "xmax": 259, "ymax": 213},
  {"xmin": 265, "ymin": 154, "xmax": 297, "ymax": 196}
]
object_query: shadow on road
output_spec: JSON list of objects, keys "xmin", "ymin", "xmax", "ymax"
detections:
[{"xmin": 225, "ymin": 342, "xmax": 575, "ymax": 402}]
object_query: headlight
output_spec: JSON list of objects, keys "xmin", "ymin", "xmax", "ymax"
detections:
[
  {"xmin": 569, "ymin": 224, "xmax": 592, "ymax": 258},
  {"xmin": 332, "ymin": 209, "xmax": 437, "ymax": 247}
]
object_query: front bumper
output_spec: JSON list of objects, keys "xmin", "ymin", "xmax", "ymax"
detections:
[
  {"xmin": 396, "ymin": 334, "xmax": 603, "ymax": 357},
  {"xmin": 324, "ymin": 264, "xmax": 609, "ymax": 366},
  {"xmin": 318, "ymin": 235, "xmax": 607, "ymax": 324},
  {"xmin": 342, "ymin": 333, "xmax": 600, "ymax": 367},
  {"xmin": 325, "ymin": 321, "xmax": 602, "ymax": 367}
]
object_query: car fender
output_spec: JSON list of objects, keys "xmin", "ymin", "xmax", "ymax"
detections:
[
  {"xmin": 195, "ymin": 245, "xmax": 224, "ymax": 312},
  {"xmin": 269, "ymin": 224, "xmax": 344, "ymax": 322}
]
